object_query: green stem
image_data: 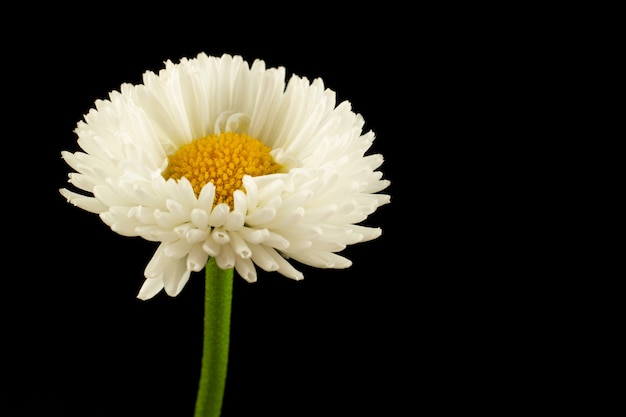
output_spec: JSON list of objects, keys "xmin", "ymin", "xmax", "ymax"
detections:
[{"xmin": 194, "ymin": 258, "xmax": 234, "ymax": 417}]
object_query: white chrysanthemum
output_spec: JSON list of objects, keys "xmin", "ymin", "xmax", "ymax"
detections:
[{"xmin": 60, "ymin": 53, "xmax": 390, "ymax": 300}]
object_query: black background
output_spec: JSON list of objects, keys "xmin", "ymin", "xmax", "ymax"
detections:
[{"xmin": 1, "ymin": 7, "xmax": 478, "ymax": 417}]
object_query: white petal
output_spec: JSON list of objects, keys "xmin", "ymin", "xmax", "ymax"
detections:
[
  {"xmin": 232, "ymin": 189, "xmax": 247, "ymax": 215},
  {"xmin": 211, "ymin": 228, "xmax": 230, "ymax": 244},
  {"xmin": 135, "ymin": 225, "xmax": 178, "ymax": 242},
  {"xmin": 59, "ymin": 189, "xmax": 107, "ymax": 214},
  {"xmin": 191, "ymin": 208, "xmax": 210, "ymax": 229},
  {"xmin": 264, "ymin": 232, "xmax": 290, "ymax": 250},
  {"xmin": 241, "ymin": 175, "xmax": 258, "ymax": 209},
  {"xmin": 245, "ymin": 207, "xmax": 277, "ymax": 226},
  {"xmin": 229, "ymin": 232, "xmax": 251, "ymax": 259},
  {"xmin": 165, "ymin": 198, "xmax": 190, "ymax": 220},
  {"xmin": 274, "ymin": 255, "xmax": 304, "ymax": 281},
  {"xmin": 350, "ymin": 225, "xmax": 382, "ymax": 242},
  {"xmin": 109, "ymin": 180, "xmax": 163, "ymax": 208},
  {"xmin": 202, "ymin": 235, "xmax": 222, "ymax": 257},
  {"xmin": 128, "ymin": 205, "xmax": 157, "ymax": 224},
  {"xmin": 93, "ymin": 184, "xmax": 132, "ymax": 207},
  {"xmin": 173, "ymin": 177, "xmax": 198, "ymax": 208},
  {"xmin": 137, "ymin": 277, "xmax": 164, "ymax": 300},
  {"xmin": 187, "ymin": 244, "xmax": 209, "ymax": 272},
  {"xmin": 249, "ymin": 244, "xmax": 279, "ymax": 272},
  {"xmin": 208, "ymin": 204, "xmax": 229, "ymax": 227},
  {"xmin": 164, "ymin": 239, "xmax": 192, "ymax": 259},
  {"xmin": 224, "ymin": 210, "xmax": 244, "ymax": 231},
  {"xmin": 154, "ymin": 210, "xmax": 181, "ymax": 229},
  {"xmin": 197, "ymin": 183, "xmax": 216, "ymax": 211},
  {"xmin": 266, "ymin": 207, "xmax": 304, "ymax": 228},
  {"xmin": 289, "ymin": 251, "xmax": 352, "ymax": 269},
  {"xmin": 234, "ymin": 257, "xmax": 257, "ymax": 283},
  {"xmin": 100, "ymin": 211, "xmax": 139, "ymax": 237},
  {"xmin": 238, "ymin": 227, "xmax": 270, "ymax": 244},
  {"xmin": 215, "ymin": 244, "xmax": 235, "ymax": 270},
  {"xmin": 144, "ymin": 244, "xmax": 171, "ymax": 279},
  {"xmin": 173, "ymin": 270, "xmax": 192, "ymax": 296},
  {"xmin": 185, "ymin": 228, "xmax": 209, "ymax": 244},
  {"xmin": 163, "ymin": 260, "xmax": 189, "ymax": 296}
]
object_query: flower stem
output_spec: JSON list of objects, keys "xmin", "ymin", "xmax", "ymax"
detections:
[{"xmin": 194, "ymin": 258, "xmax": 234, "ymax": 417}]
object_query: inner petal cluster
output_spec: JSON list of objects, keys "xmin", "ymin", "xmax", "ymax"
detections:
[{"xmin": 164, "ymin": 132, "xmax": 281, "ymax": 208}]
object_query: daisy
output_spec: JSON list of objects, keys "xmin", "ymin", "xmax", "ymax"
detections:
[{"xmin": 60, "ymin": 52, "xmax": 390, "ymax": 300}]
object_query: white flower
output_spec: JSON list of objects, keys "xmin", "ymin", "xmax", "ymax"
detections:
[{"xmin": 60, "ymin": 53, "xmax": 390, "ymax": 300}]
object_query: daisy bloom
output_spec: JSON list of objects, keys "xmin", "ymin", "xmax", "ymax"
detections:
[{"xmin": 60, "ymin": 52, "xmax": 390, "ymax": 300}]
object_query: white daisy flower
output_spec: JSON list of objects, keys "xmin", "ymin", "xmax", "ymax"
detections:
[{"xmin": 60, "ymin": 52, "xmax": 390, "ymax": 300}]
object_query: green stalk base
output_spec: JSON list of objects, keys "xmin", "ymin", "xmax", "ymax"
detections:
[{"xmin": 193, "ymin": 258, "xmax": 234, "ymax": 417}]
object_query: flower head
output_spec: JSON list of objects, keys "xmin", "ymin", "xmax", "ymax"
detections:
[{"xmin": 60, "ymin": 53, "xmax": 390, "ymax": 300}]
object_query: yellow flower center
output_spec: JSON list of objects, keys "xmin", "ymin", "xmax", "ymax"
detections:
[{"xmin": 163, "ymin": 132, "xmax": 281, "ymax": 208}]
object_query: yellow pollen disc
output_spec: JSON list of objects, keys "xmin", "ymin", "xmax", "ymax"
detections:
[{"xmin": 163, "ymin": 132, "xmax": 281, "ymax": 209}]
